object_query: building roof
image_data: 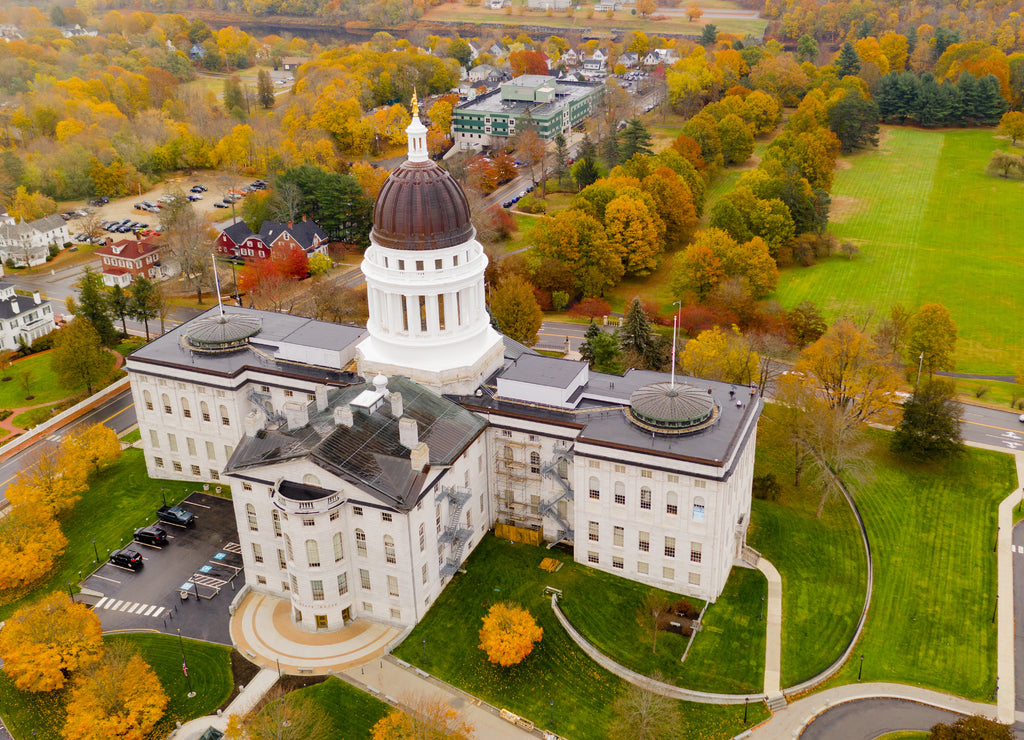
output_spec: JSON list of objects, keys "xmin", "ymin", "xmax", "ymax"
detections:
[
  {"xmin": 371, "ymin": 161, "xmax": 475, "ymax": 252},
  {"xmin": 227, "ymin": 376, "xmax": 487, "ymax": 510},
  {"xmin": 96, "ymin": 239, "xmax": 160, "ymax": 260},
  {"xmin": 500, "ymin": 353, "xmax": 585, "ymax": 389},
  {"xmin": 454, "ymin": 79, "xmax": 600, "ymax": 117},
  {"xmin": 0, "ymin": 295, "xmax": 54, "ymax": 321},
  {"xmin": 222, "ymin": 222, "xmax": 253, "ymax": 245},
  {"xmin": 259, "ymin": 220, "xmax": 327, "ymax": 251}
]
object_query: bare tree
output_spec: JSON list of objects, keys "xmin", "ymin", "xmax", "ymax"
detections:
[
  {"xmin": 636, "ymin": 592, "xmax": 667, "ymax": 654},
  {"xmin": 371, "ymin": 693, "xmax": 474, "ymax": 739},
  {"xmin": 609, "ymin": 673, "xmax": 681, "ymax": 740},
  {"xmin": 161, "ymin": 193, "xmax": 217, "ymax": 304},
  {"xmin": 274, "ymin": 181, "xmax": 303, "ymax": 223},
  {"xmin": 749, "ymin": 330, "xmax": 793, "ymax": 398}
]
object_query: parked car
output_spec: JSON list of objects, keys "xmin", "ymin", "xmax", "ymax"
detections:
[
  {"xmin": 187, "ymin": 194, "xmax": 202, "ymax": 202},
  {"xmin": 156, "ymin": 505, "xmax": 195, "ymax": 528},
  {"xmin": 109, "ymin": 548, "xmax": 143, "ymax": 570},
  {"xmin": 214, "ymin": 202, "xmax": 229, "ymax": 209},
  {"xmin": 88, "ymin": 196, "xmax": 109, "ymax": 206},
  {"xmin": 134, "ymin": 524, "xmax": 168, "ymax": 546},
  {"xmin": 192, "ymin": 184, "xmax": 208, "ymax": 192}
]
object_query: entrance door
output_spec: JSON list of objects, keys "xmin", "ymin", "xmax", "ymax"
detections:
[
  {"xmin": 315, "ymin": 614, "xmax": 328, "ymax": 630},
  {"xmin": 341, "ymin": 607, "xmax": 351, "ymax": 623}
]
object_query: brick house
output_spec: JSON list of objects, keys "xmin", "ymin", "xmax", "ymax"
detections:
[
  {"xmin": 216, "ymin": 219, "xmax": 328, "ymax": 263},
  {"xmin": 96, "ymin": 238, "xmax": 163, "ymax": 287}
]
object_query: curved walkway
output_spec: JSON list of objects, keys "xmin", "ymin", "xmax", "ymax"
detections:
[{"xmin": 798, "ymin": 697, "xmax": 965, "ymax": 739}]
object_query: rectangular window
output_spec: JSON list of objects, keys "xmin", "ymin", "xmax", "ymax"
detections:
[
  {"xmin": 694, "ymin": 479, "xmax": 706, "ymax": 489},
  {"xmin": 284, "ymin": 390, "xmax": 293, "ymax": 397},
  {"xmin": 186, "ymin": 438, "xmax": 197, "ymax": 456},
  {"xmin": 330, "ymin": 511, "xmax": 340, "ymax": 521},
  {"xmin": 242, "ymin": 481, "xmax": 253, "ymax": 491},
  {"xmin": 302, "ymin": 517, "xmax": 315, "ymax": 527},
  {"xmin": 614, "ymin": 492, "xmax": 625, "ymax": 505},
  {"xmin": 381, "ymin": 512, "xmax": 392, "ymax": 523},
  {"xmin": 282, "ymin": 580, "xmax": 290, "ymax": 592},
  {"xmin": 691, "ymin": 542, "xmax": 702, "ymax": 563},
  {"xmin": 154, "ymin": 457, "xmax": 164, "ymax": 468},
  {"xmin": 337, "ymin": 573, "xmax": 348, "ymax": 595},
  {"xmin": 225, "ymin": 445, "xmax": 234, "ymax": 459},
  {"xmin": 668, "ymin": 474, "xmax": 679, "ymax": 483},
  {"xmin": 612, "ymin": 556, "xmax": 623, "ymax": 570},
  {"xmin": 438, "ymin": 294, "xmax": 445, "ymax": 331},
  {"xmin": 206, "ymin": 441, "xmax": 215, "ymax": 460},
  {"xmin": 256, "ymin": 575, "xmax": 267, "ymax": 585},
  {"xmin": 639, "ymin": 531, "xmax": 650, "ymax": 552},
  {"xmin": 145, "ymin": 397, "xmax": 153, "ymax": 411},
  {"xmin": 422, "ymin": 563, "xmax": 428, "ymax": 584},
  {"xmin": 168, "ymin": 434, "xmax": 177, "ymax": 452},
  {"xmin": 689, "ymin": 572, "xmax": 701, "ymax": 586},
  {"xmin": 360, "ymin": 569, "xmax": 371, "ymax": 590},
  {"xmin": 252, "ymin": 543, "xmax": 263, "ymax": 563},
  {"xmin": 401, "ymin": 295, "xmax": 409, "ymax": 331},
  {"xmin": 588, "ymin": 521, "xmax": 599, "ymax": 542},
  {"xmin": 638, "ymin": 561, "xmax": 649, "ymax": 574},
  {"xmin": 277, "ymin": 549, "xmax": 286, "ymax": 569},
  {"xmin": 353, "ymin": 506, "xmax": 363, "ymax": 517},
  {"xmin": 261, "ymin": 385, "xmax": 270, "ymax": 393},
  {"xmin": 665, "ymin": 537, "xmax": 676, "ymax": 558},
  {"xmin": 663, "ymin": 567, "xmax": 675, "ymax": 580},
  {"xmin": 150, "ymin": 429, "xmax": 159, "ymax": 448},
  {"xmin": 641, "ymin": 469, "xmax": 652, "ymax": 478},
  {"xmin": 419, "ymin": 523, "xmax": 425, "ymax": 552},
  {"xmin": 290, "ymin": 574, "xmax": 298, "ymax": 592},
  {"xmin": 391, "ymin": 608, "xmax": 401, "ymax": 620},
  {"xmin": 588, "ymin": 551, "xmax": 599, "ymax": 564},
  {"xmin": 202, "ymin": 409, "xmax": 211, "ymax": 422},
  {"xmin": 613, "ymin": 526, "xmax": 624, "ymax": 547},
  {"xmin": 667, "ymin": 500, "xmax": 678, "ymax": 515},
  {"xmin": 387, "ymin": 575, "xmax": 399, "ymax": 597},
  {"xmin": 398, "ymin": 259, "xmax": 405, "ymax": 270},
  {"xmin": 640, "ymin": 489, "xmax": 651, "ymax": 510},
  {"xmin": 589, "ymin": 486, "xmax": 599, "ymax": 500},
  {"xmin": 311, "ymin": 580, "xmax": 324, "ymax": 601},
  {"xmin": 589, "ymin": 460, "xmax": 600, "ymax": 469},
  {"xmin": 615, "ymin": 464, "xmax": 626, "ymax": 473},
  {"xmin": 210, "ymin": 469, "xmax": 219, "ymax": 480},
  {"xmin": 415, "ymin": 260, "xmax": 424, "ymax": 271},
  {"xmin": 363, "ymin": 602, "xmax": 373, "ymax": 613},
  {"xmin": 172, "ymin": 461, "xmax": 182, "ymax": 472},
  {"xmin": 435, "ymin": 258, "xmax": 443, "ymax": 269},
  {"xmin": 501, "ymin": 429, "xmax": 512, "ymax": 438},
  {"xmin": 693, "ymin": 503, "xmax": 706, "ymax": 522}
]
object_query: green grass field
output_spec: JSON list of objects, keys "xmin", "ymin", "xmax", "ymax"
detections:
[
  {"xmin": 393, "ymin": 535, "xmax": 767, "ymax": 740},
  {"xmin": 775, "ymin": 127, "xmax": 1024, "ymax": 374},
  {"xmin": 0, "ymin": 350, "xmax": 115, "ymax": 408},
  {"xmin": 0, "ymin": 632, "xmax": 231, "ymax": 740},
  {"xmin": 0, "ymin": 449, "xmax": 203, "ymax": 619},
  {"xmin": 288, "ymin": 677, "xmax": 391, "ymax": 737}
]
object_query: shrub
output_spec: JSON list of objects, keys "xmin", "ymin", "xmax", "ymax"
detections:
[
  {"xmin": 569, "ymin": 297, "xmax": 611, "ymax": 320},
  {"xmin": 670, "ymin": 599, "xmax": 700, "ymax": 620},
  {"xmin": 752, "ymin": 472, "xmax": 782, "ymax": 501},
  {"xmin": 516, "ymin": 195, "xmax": 547, "ymax": 214}
]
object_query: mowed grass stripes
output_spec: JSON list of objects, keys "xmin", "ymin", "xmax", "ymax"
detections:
[{"xmin": 774, "ymin": 127, "xmax": 1024, "ymax": 374}]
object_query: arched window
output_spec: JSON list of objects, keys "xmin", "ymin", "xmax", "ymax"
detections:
[
  {"xmin": 384, "ymin": 535, "xmax": 396, "ymax": 564},
  {"xmin": 220, "ymin": 405, "xmax": 230, "ymax": 426},
  {"xmin": 200, "ymin": 401, "xmax": 210, "ymax": 422},
  {"xmin": 302, "ymin": 473, "xmax": 321, "ymax": 488},
  {"xmin": 355, "ymin": 529, "xmax": 367, "ymax": 557},
  {"xmin": 181, "ymin": 397, "xmax": 191, "ymax": 418},
  {"xmin": 143, "ymin": 390, "xmax": 153, "ymax": 411},
  {"xmin": 333, "ymin": 532, "xmax": 344, "ymax": 562},
  {"xmin": 692, "ymin": 496, "xmax": 706, "ymax": 522},
  {"xmin": 614, "ymin": 481, "xmax": 626, "ymax": 505},
  {"xmin": 640, "ymin": 487, "xmax": 652, "ymax": 510},
  {"xmin": 305, "ymin": 539, "xmax": 320, "ymax": 568},
  {"xmin": 666, "ymin": 491, "xmax": 678, "ymax": 515},
  {"xmin": 161, "ymin": 393, "xmax": 171, "ymax": 414},
  {"xmin": 246, "ymin": 503, "xmax": 258, "ymax": 532},
  {"xmin": 285, "ymin": 535, "xmax": 293, "ymax": 561},
  {"xmin": 588, "ymin": 476, "xmax": 600, "ymax": 500},
  {"xmin": 272, "ymin": 509, "xmax": 282, "ymax": 536},
  {"xmin": 530, "ymin": 451, "xmax": 541, "ymax": 474}
]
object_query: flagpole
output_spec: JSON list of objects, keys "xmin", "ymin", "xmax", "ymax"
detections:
[{"xmin": 177, "ymin": 628, "xmax": 196, "ymax": 697}]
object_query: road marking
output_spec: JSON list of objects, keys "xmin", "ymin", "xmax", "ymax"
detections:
[
  {"xmin": 91, "ymin": 574, "xmax": 121, "ymax": 584},
  {"xmin": 965, "ymin": 419, "xmax": 1024, "ymax": 434},
  {"xmin": 95, "ymin": 597, "xmax": 108, "ymax": 608},
  {"xmin": 118, "ymin": 602, "xmax": 133, "ymax": 612},
  {"xmin": 184, "ymin": 499, "xmax": 211, "ymax": 508},
  {"xmin": 152, "ymin": 607, "xmax": 164, "ymax": 617},
  {"xmin": 143, "ymin": 605, "xmax": 157, "ymax": 616},
  {"xmin": 111, "ymin": 600, "xmax": 124, "ymax": 610}
]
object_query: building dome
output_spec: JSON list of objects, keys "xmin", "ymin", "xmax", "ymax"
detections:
[
  {"xmin": 371, "ymin": 160, "xmax": 475, "ymax": 251},
  {"xmin": 184, "ymin": 312, "xmax": 261, "ymax": 353},
  {"xmin": 626, "ymin": 382, "xmax": 718, "ymax": 435}
]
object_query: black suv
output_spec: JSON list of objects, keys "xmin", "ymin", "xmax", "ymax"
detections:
[
  {"xmin": 109, "ymin": 548, "xmax": 143, "ymax": 570},
  {"xmin": 133, "ymin": 525, "xmax": 168, "ymax": 546}
]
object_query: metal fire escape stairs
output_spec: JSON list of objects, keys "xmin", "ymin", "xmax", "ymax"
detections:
[
  {"xmin": 247, "ymin": 387, "xmax": 287, "ymax": 427},
  {"xmin": 539, "ymin": 446, "xmax": 574, "ymax": 545},
  {"xmin": 437, "ymin": 485, "xmax": 473, "ymax": 577}
]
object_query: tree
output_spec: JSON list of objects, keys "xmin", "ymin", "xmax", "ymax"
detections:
[
  {"xmin": 478, "ymin": 602, "xmax": 543, "ymax": 667},
  {"xmin": 0, "ymin": 505, "xmax": 68, "ymax": 593},
  {"xmin": 371, "ymin": 694, "xmax": 474, "ymax": 740},
  {"xmin": 609, "ymin": 673, "xmax": 680, "ymax": 740},
  {"xmin": 717, "ymin": 114, "xmax": 754, "ymax": 165},
  {"xmin": 18, "ymin": 369, "xmax": 32, "ymax": 400},
  {"xmin": 52, "ymin": 319, "xmax": 109, "ymax": 395},
  {"xmin": 510, "ymin": 49, "xmax": 548, "ymax": 76},
  {"xmin": 828, "ymin": 95, "xmax": 880, "ymax": 153},
  {"xmin": 908, "ymin": 303, "xmax": 958, "ymax": 376},
  {"xmin": 836, "ymin": 42, "xmax": 861, "ymax": 78},
  {"xmin": 72, "ymin": 267, "xmax": 116, "ymax": 345},
  {"xmin": 107, "ymin": 284, "xmax": 131, "ymax": 336},
  {"xmin": 257, "ymin": 68, "xmax": 275, "ymax": 109},
  {"xmin": 225, "ymin": 688, "xmax": 332, "ymax": 740},
  {"xmin": 579, "ymin": 322, "xmax": 624, "ymax": 374},
  {"xmin": 308, "ymin": 253, "xmax": 332, "ymax": 276},
  {"xmin": 620, "ymin": 298, "xmax": 664, "ymax": 370},
  {"xmin": 891, "ymin": 379, "xmax": 964, "ymax": 461},
  {"xmin": 162, "ymin": 198, "xmax": 217, "ymax": 304},
  {"xmin": 685, "ymin": 4, "xmax": 702, "ymax": 21},
  {"xmin": 681, "ymin": 326, "xmax": 759, "ymax": 384},
  {"xmin": 6, "ymin": 444, "xmax": 88, "ymax": 515},
  {"xmin": 66, "ymin": 424, "xmax": 122, "ymax": 476},
  {"xmin": 797, "ymin": 35, "xmax": 818, "ymax": 63},
  {"xmin": 700, "ymin": 24, "xmax": 717, "ymax": 46},
  {"xmin": 618, "ymin": 118, "xmax": 653, "ymax": 161},
  {"xmin": 447, "ymin": 38, "xmax": 473, "ymax": 68},
  {"xmin": 223, "ymin": 75, "xmax": 245, "ymax": 114},
  {"xmin": 490, "ymin": 277, "xmax": 542, "ymax": 346},
  {"xmin": 987, "ymin": 151, "xmax": 1024, "ymax": 179},
  {"xmin": 573, "ymin": 156, "xmax": 600, "ymax": 190},
  {"xmin": 794, "ymin": 320, "xmax": 902, "ymax": 425},
  {"xmin": 928, "ymin": 715, "xmax": 1013, "ymax": 740},
  {"xmin": 531, "ymin": 209, "xmax": 623, "ymax": 297},
  {"xmin": 636, "ymin": 593, "xmax": 667, "ymax": 654},
  {"xmin": 553, "ymin": 132, "xmax": 569, "ymax": 185},
  {"xmin": 0, "ymin": 592, "xmax": 102, "ymax": 692},
  {"xmin": 998, "ymin": 111, "xmax": 1024, "ymax": 145},
  {"xmin": 130, "ymin": 276, "xmax": 160, "ymax": 340},
  {"xmin": 64, "ymin": 641, "xmax": 168, "ymax": 740},
  {"xmin": 604, "ymin": 194, "xmax": 662, "ymax": 277},
  {"xmin": 787, "ymin": 301, "xmax": 827, "ymax": 347},
  {"xmin": 241, "ymin": 191, "xmax": 277, "ymax": 232},
  {"xmin": 270, "ymin": 242, "xmax": 309, "ymax": 280}
]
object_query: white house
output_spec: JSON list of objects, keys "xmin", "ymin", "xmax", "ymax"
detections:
[
  {"xmin": 0, "ymin": 215, "xmax": 69, "ymax": 267},
  {"xmin": 0, "ymin": 283, "xmax": 57, "ymax": 350}
]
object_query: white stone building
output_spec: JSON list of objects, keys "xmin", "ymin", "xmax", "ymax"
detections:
[
  {"xmin": 0, "ymin": 215, "xmax": 69, "ymax": 267},
  {"xmin": 127, "ymin": 101, "xmax": 762, "ymax": 634},
  {"xmin": 0, "ymin": 283, "xmax": 57, "ymax": 349}
]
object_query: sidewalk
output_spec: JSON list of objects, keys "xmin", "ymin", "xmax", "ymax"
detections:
[{"xmin": 171, "ymin": 667, "xmax": 279, "ymax": 739}]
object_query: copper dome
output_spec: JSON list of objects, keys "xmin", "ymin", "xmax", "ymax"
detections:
[{"xmin": 371, "ymin": 160, "xmax": 475, "ymax": 251}]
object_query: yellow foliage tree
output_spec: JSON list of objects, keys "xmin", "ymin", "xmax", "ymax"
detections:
[
  {"xmin": 0, "ymin": 504, "xmax": 68, "ymax": 593},
  {"xmin": 371, "ymin": 694, "xmax": 474, "ymax": 740},
  {"xmin": 9, "ymin": 186, "xmax": 57, "ymax": 221},
  {"xmin": 603, "ymin": 194, "xmax": 663, "ymax": 277},
  {"xmin": 0, "ymin": 592, "xmax": 102, "ymax": 692},
  {"xmin": 63, "ymin": 641, "xmax": 168, "ymax": 739},
  {"xmin": 478, "ymin": 602, "xmax": 543, "ymax": 667},
  {"xmin": 65, "ymin": 423, "xmax": 123, "ymax": 477},
  {"xmin": 5, "ymin": 444, "xmax": 89, "ymax": 515},
  {"xmin": 681, "ymin": 325, "xmax": 759, "ymax": 384},
  {"xmin": 350, "ymin": 160, "xmax": 391, "ymax": 200}
]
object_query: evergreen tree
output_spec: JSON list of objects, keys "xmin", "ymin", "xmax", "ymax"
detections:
[
  {"xmin": 932, "ymin": 27, "xmax": 960, "ymax": 61},
  {"xmin": 573, "ymin": 157, "xmax": 600, "ymax": 190},
  {"xmin": 836, "ymin": 42, "xmax": 861, "ymax": 78},
  {"xmin": 578, "ymin": 136, "xmax": 598, "ymax": 162},
  {"xmin": 619, "ymin": 298, "xmax": 665, "ymax": 369},
  {"xmin": 601, "ymin": 132, "xmax": 620, "ymax": 168},
  {"xmin": 257, "ymin": 68, "xmax": 275, "ymax": 109},
  {"xmin": 918, "ymin": 77, "xmax": 953, "ymax": 127},
  {"xmin": 975, "ymin": 74, "xmax": 1008, "ymax": 125},
  {"xmin": 72, "ymin": 267, "xmax": 116, "ymax": 345},
  {"xmin": 618, "ymin": 118, "xmax": 654, "ymax": 161},
  {"xmin": 891, "ymin": 379, "xmax": 964, "ymax": 461},
  {"xmin": 130, "ymin": 276, "xmax": 160, "ymax": 340},
  {"xmin": 700, "ymin": 24, "xmax": 718, "ymax": 46},
  {"xmin": 580, "ymin": 322, "xmax": 623, "ymax": 374},
  {"xmin": 107, "ymin": 284, "xmax": 131, "ymax": 336},
  {"xmin": 579, "ymin": 321, "xmax": 603, "ymax": 365},
  {"xmin": 796, "ymin": 34, "xmax": 818, "ymax": 63},
  {"xmin": 827, "ymin": 95, "xmax": 880, "ymax": 153},
  {"xmin": 553, "ymin": 132, "xmax": 569, "ymax": 186}
]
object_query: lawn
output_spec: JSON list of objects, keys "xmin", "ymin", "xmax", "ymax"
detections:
[
  {"xmin": 0, "ymin": 632, "xmax": 232, "ymax": 740},
  {"xmin": 0, "ymin": 449, "xmax": 204, "ymax": 619},
  {"xmin": 825, "ymin": 431, "xmax": 1014, "ymax": 700},
  {"xmin": 774, "ymin": 127, "xmax": 1024, "ymax": 374},
  {"xmin": 393, "ymin": 535, "xmax": 768, "ymax": 740},
  {"xmin": 12, "ymin": 403, "xmax": 61, "ymax": 430},
  {"xmin": 0, "ymin": 350, "xmax": 115, "ymax": 408},
  {"xmin": 288, "ymin": 677, "xmax": 391, "ymax": 737}
]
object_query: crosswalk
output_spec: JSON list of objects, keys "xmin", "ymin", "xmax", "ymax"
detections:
[
  {"xmin": 1012, "ymin": 545, "xmax": 1024, "ymax": 554},
  {"xmin": 93, "ymin": 597, "xmax": 165, "ymax": 618}
]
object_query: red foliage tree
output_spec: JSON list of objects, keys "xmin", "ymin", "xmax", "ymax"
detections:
[
  {"xmin": 466, "ymin": 156, "xmax": 499, "ymax": 193},
  {"xmin": 491, "ymin": 151, "xmax": 517, "ymax": 183},
  {"xmin": 510, "ymin": 50, "xmax": 549, "ymax": 76},
  {"xmin": 271, "ymin": 242, "xmax": 310, "ymax": 279},
  {"xmin": 570, "ymin": 297, "xmax": 612, "ymax": 320}
]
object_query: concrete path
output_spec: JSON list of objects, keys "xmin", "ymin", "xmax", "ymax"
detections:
[
  {"xmin": 757, "ymin": 558, "xmax": 783, "ymax": 698},
  {"xmin": 171, "ymin": 667, "xmax": 279, "ymax": 739}
]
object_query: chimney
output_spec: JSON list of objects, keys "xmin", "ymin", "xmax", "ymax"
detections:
[
  {"xmin": 390, "ymin": 392, "xmax": 403, "ymax": 418},
  {"xmin": 32, "ymin": 291, "xmax": 40, "ymax": 305},
  {"xmin": 334, "ymin": 405, "xmax": 353, "ymax": 428},
  {"xmin": 410, "ymin": 442, "xmax": 429, "ymax": 472},
  {"xmin": 288, "ymin": 220, "xmax": 293, "ymax": 229},
  {"xmin": 315, "ymin": 385, "xmax": 328, "ymax": 412},
  {"xmin": 9, "ymin": 297, "xmax": 18, "ymax": 314},
  {"xmin": 302, "ymin": 213, "xmax": 307, "ymax": 222},
  {"xmin": 399, "ymin": 416, "xmax": 418, "ymax": 448},
  {"xmin": 283, "ymin": 401, "xmax": 309, "ymax": 430}
]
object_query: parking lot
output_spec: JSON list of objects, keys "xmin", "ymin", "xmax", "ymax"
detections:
[{"xmin": 77, "ymin": 492, "xmax": 243, "ymax": 645}]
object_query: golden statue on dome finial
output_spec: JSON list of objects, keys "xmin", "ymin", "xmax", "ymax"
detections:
[{"xmin": 411, "ymin": 88, "xmax": 419, "ymax": 118}]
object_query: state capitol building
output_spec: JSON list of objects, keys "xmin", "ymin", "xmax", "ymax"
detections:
[{"xmin": 126, "ymin": 102, "xmax": 763, "ymax": 634}]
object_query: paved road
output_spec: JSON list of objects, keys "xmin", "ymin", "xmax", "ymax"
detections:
[
  {"xmin": 961, "ymin": 404, "xmax": 1024, "ymax": 450},
  {"xmin": 799, "ymin": 698, "xmax": 962, "ymax": 739},
  {"xmin": 1016, "ymin": 519, "xmax": 1024, "ymax": 715}
]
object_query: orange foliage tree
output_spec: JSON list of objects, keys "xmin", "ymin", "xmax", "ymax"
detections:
[
  {"xmin": 0, "ymin": 592, "xmax": 103, "ymax": 692},
  {"xmin": 0, "ymin": 505, "xmax": 68, "ymax": 593},
  {"xmin": 65, "ymin": 423, "xmax": 123, "ymax": 477},
  {"xmin": 477, "ymin": 602, "xmax": 543, "ymax": 667},
  {"xmin": 5, "ymin": 444, "xmax": 89, "ymax": 516},
  {"xmin": 371, "ymin": 694, "xmax": 474, "ymax": 739},
  {"xmin": 270, "ymin": 242, "xmax": 310, "ymax": 280},
  {"xmin": 63, "ymin": 641, "xmax": 168, "ymax": 740}
]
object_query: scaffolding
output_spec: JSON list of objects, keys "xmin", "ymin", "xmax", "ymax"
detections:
[{"xmin": 494, "ymin": 436, "xmax": 575, "ymax": 544}]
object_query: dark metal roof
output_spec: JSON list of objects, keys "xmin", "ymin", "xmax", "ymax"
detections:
[
  {"xmin": 185, "ymin": 313, "xmax": 262, "ymax": 351},
  {"xmin": 499, "ymin": 353, "xmax": 585, "ymax": 389},
  {"xmin": 628, "ymin": 382, "xmax": 718, "ymax": 434},
  {"xmin": 371, "ymin": 160, "xmax": 475, "ymax": 251}
]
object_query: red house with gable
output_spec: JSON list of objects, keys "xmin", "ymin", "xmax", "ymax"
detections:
[
  {"xmin": 216, "ymin": 218, "xmax": 328, "ymax": 263},
  {"xmin": 96, "ymin": 238, "xmax": 163, "ymax": 287}
]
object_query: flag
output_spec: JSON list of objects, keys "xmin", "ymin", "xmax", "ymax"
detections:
[{"xmin": 182, "ymin": 659, "xmax": 188, "ymax": 677}]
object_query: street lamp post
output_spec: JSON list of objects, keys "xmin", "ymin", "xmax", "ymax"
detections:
[
  {"xmin": 161, "ymin": 487, "xmax": 166, "ymax": 507},
  {"xmin": 422, "ymin": 637, "xmax": 426, "ymax": 666},
  {"xmin": 858, "ymin": 654, "xmax": 864, "ymax": 681},
  {"xmin": 743, "ymin": 697, "xmax": 748, "ymax": 725},
  {"xmin": 915, "ymin": 352, "xmax": 924, "ymax": 392},
  {"xmin": 993, "ymin": 594, "xmax": 999, "ymax": 624},
  {"xmin": 92, "ymin": 538, "xmax": 99, "ymax": 563},
  {"xmin": 759, "ymin": 594, "xmax": 764, "ymax": 622},
  {"xmin": 66, "ymin": 581, "xmax": 74, "ymax": 602},
  {"xmin": 549, "ymin": 699, "xmax": 554, "ymax": 730}
]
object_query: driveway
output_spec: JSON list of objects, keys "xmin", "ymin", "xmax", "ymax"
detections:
[
  {"xmin": 799, "ymin": 698, "xmax": 961, "ymax": 738},
  {"xmin": 77, "ymin": 492, "xmax": 243, "ymax": 645}
]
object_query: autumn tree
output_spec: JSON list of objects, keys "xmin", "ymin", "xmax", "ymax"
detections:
[
  {"xmin": 6, "ymin": 443, "xmax": 88, "ymax": 515},
  {"xmin": 225, "ymin": 688, "xmax": 332, "ymax": 740},
  {"xmin": 162, "ymin": 196, "xmax": 217, "ymax": 303},
  {"xmin": 52, "ymin": 319, "xmax": 110, "ymax": 395},
  {"xmin": 223, "ymin": 75, "xmax": 245, "ymax": 114},
  {"xmin": 0, "ymin": 505, "xmax": 68, "ymax": 593},
  {"xmin": 794, "ymin": 320, "xmax": 903, "ymax": 425},
  {"xmin": 64, "ymin": 641, "xmax": 168, "ymax": 740},
  {"xmin": 490, "ymin": 276, "xmax": 542, "ymax": 346},
  {"xmin": 531, "ymin": 209, "xmax": 622, "ymax": 297},
  {"xmin": 604, "ymin": 193, "xmax": 663, "ymax": 277},
  {"xmin": 717, "ymin": 114, "xmax": 754, "ymax": 165},
  {"xmin": 371, "ymin": 694, "xmax": 474, "ymax": 740},
  {"xmin": 681, "ymin": 326, "xmax": 759, "ymax": 384},
  {"xmin": 66, "ymin": 424, "xmax": 122, "ymax": 476},
  {"xmin": 257, "ymin": 68, "xmax": 275, "ymax": 109},
  {"xmin": 787, "ymin": 301, "xmax": 827, "ymax": 347},
  {"xmin": 609, "ymin": 672, "xmax": 680, "ymax": 740},
  {"xmin": 510, "ymin": 49, "xmax": 548, "ymax": 76},
  {"xmin": 0, "ymin": 592, "xmax": 102, "ymax": 692},
  {"xmin": 928, "ymin": 715, "xmax": 1014, "ymax": 740},
  {"xmin": 478, "ymin": 602, "xmax": 543, "ymax": 667},
  {"xmin": 988, "ymin": 151, "xmax": 1024, "ymax": 179},
  {"xmin": 270, "ymin": 242, "xmax": 310, "ymax": 280},
  {"xmin": 998, "ymin": 111, "xmax": 1024, "ymax": 145},
  {"xmin": 908, "ymin": 303, "xmax": 958, "ymax": 376}
]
